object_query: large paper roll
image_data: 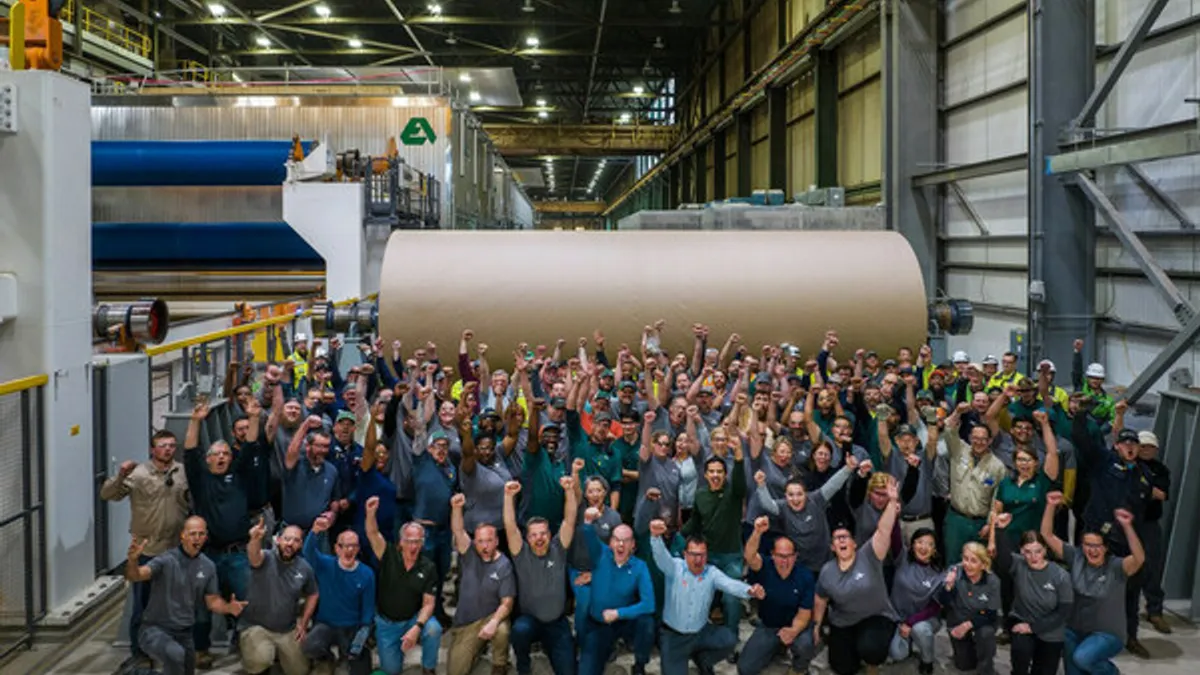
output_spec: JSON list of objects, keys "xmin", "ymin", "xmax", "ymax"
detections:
[{"xmin": 378, "ymin": 230, "xmax": 929, "ymax": 364}]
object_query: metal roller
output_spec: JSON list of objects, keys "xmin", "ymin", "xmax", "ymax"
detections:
[
  {"xmin": 311, "ymin": 299, "xmax": 378, "ymax": 337},
  {"xmin": 91, "ymin": 140, "xmax": 315, "ymax": 187},
  {"xmin": 93, "ymin": 299, "xmax": 170, "ymax": 345},
  {"xmin": 928, "ymin": 298, "xmax": 975, "ymax": 336}
]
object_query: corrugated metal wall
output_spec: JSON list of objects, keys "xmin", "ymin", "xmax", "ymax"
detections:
[{"xmin": 836, "ymin": 21, "xmax": 882, "ymax": 190}]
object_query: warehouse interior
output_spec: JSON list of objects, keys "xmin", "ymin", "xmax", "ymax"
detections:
[{"xmin": 3, "ymin": 0, "xmax": 1200, "ymax": 673}]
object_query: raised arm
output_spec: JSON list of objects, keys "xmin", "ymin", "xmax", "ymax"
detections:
[
  {"xmin": 363, "ymin": 496, "xmax": 388, "ymax": 562},
  {"xmin": 1034, "ymin": 410, "xmax": 1059, "ymax": 481},
  {"xmin": 125, "ymin": 537, "xmax": 152, "ymax": 581},
  {"xmin": 1041, "ymin": 491, "xmax": 1066, "ymax": 559},
  {"xmin": 247, "ymin": 515, "xmax": 268, "ymax": 569},
  {"xmin": 502, "ymin": 481, "xmax": 523, "ymax": 557},
  {"xmin": 1116, "ymin": 509, "xmax": 1146, "ymax": 577},
  {"xmin": 744, "ymin": 516, "xmax": 769, "ymax": 572},
  {"xmin": 872, "ymin": 475, "xmax": 902, "ymax": 561},
  {"xmin": 449, "ymin": 493, "xmax": 470, "ymax": 554},
  {"xmin": 558, "ymin": 475, "xmax": 579, "ymax": 549}
]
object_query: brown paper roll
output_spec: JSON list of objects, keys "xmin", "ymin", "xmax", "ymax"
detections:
[{"xmin": 378, "ymin": 230, "xmax": 929, "ymax": 366}]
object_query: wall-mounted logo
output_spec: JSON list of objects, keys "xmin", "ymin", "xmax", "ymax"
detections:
[{"xmin": 401, "ymin": 117, "xmax": 438, "ymax": 146}]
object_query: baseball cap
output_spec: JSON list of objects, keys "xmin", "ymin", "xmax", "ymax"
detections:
[
  {"xmin": 1037, "ymin": 359, "xmax": 1056, "ymax": 372},
  {"xmin": 593, "ymin": 411, "xmax": 614, "ymax": 424},
  {"xmin": 698, "ymin": 386, "xmax": 716, "ymax": 396},
  {"xmin": 883, "ymin": 359, "xmax": 898, "ymax": 368},
  {"xmin": 1085, "ymin": 363, "xmax": 1106, "ymax": 379},
  {"xmin": 896, "ymin": 424, "xmax": 917, "ymax": 437},
  {"xmin": 1117, "ymin": 428, "xmax": 1139, "ymax": 444},
  {"xmin": 480, "ymin": 408, "xmax": 501, "ymax": 419},
  {"xmin": 335, "ymin": 410, "xmax": 357, "ymax": 424},
  {"xmin": 952, "ymin": 350, "xmax": 969, "ymax": 363},
  {"xmin": 865, "ymin": 350, "xmax": 878, "ymax": 358},
  {"xmin": 549, "ymin": 397, "xmax": 567, "ymax": 409},
  {"xmin": 619, "ymin": 379, "xmax": 637, "ymax": 391},
  {"xmin": 600, "ymin": 368, "xmax": 615, "ymax": 378},
  {"xmin": 916, "ymin": 389, "xmax": 934, "ymax": 400},
  {"xmin": 1015, "ymin": 378, "xmax": 1035, "ymax": 391},
  {"xmin": 429, "ymin": 430, "xmax": 449, "ymax": 443},
  {"xmin": 1138, "ymin": 431, "xmax": 1159, "ymax": 447}
]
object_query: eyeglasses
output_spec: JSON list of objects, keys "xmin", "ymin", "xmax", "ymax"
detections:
[
  {"xmin": 1020, "ymin": 547, "xmax": 1045, "ymax": 556},
  {"xmin": 401, "ymin": 538, "xmax": 424, "ymax": 545},
  {"xmin": 684, "ymin": 550, "xmax": 706, "ymax": 558}
]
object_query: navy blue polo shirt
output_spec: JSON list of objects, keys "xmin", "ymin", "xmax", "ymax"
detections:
[{"xmin": 751, "ymin": 557, "xmax": 815, "ymax": 629}]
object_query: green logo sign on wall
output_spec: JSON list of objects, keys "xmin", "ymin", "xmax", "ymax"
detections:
[{"xmin": 401, "ymin": 117, "xmax": 438, "ymax": 146}]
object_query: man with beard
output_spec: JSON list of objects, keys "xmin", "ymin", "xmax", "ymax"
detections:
[
  {"xmin": 101, "ymin": 429, "xmax": 190, "ymax": 669},
  {"xmin": 283, "ymin": 416, "xmax": 342, "ymax": 532},
  {"xmin": 524, "ymin": 398, "xmax": 570, "ymax": 530},
  {"xmin": 126, "ymin": 517, "xmax": 248, "ymax": 675},
  {"xmin": 239, "ymin": 520, "xmax": 318, "ymax": 675},
  {"xmin": 567, "ymin": 368, "xmax": 622, "ymax": 507},
  {"xmin": 681, "ymin": 446, "xmax": 746, "ymax": 631}
]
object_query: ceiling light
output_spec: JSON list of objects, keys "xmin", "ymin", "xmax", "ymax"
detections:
[
  {"xmin": 538, "ymin": 110, "xmax": 548, "ymax": 118},
  {"xmin": 314, "ymin": 4, "xmax": 330, "ymax": 18},
  {"xmin": 256, "ymin": 35, "xmax": 271, "ymax": 47},
  {"xmin": 535, "ymin": 97, "xmax": 547, "ymax": 107},
  {"xmin": 468, "ymin": 90, "xmax": 481, "ymax": 102},
  {"xmin": 428, "ymin": 3, "xmax": 442, "ymax": 15},
  {"xmin": 525, "ymin": 35, "xmax": 540, "ymax": 48},
  {"xmin": 232, "ymin": 72, "xmax": 243, "ymax": 83},
  {"xmin": 522, "ymin": 0, "xmax": 535, "ymax": 12},
  {"xmin": 445, "ymin": 32, "xmax": 458, "ymax": 45},
  {"xmin": 633, "ymin": 85, "xmax": 644, "ymax": 95},
  {"xmin": 207, "ymin": 3, "xmax": 226, "ymax": 16},
  {"xmin": 669, "ymin": 0, "xmax": 683, "ymax": 14},
  {"xmin": 653, "ymin": 36, "xmax": 665, "ymax": 49},
  {"xmin": 531, "ymin": 60, "xmax": 541, "ymax": 71},
  {"xmin": 459, "ymin": 72, "xmax": 471, "ymax": 83},
  {"xmin": 152, "ymin": 9, "xmax": 162, "ymax": 18},
  {"xmin": 348, "ymin": 38, "xmax": 363, "ymax": 48},
  {"xmin": 618, "ymin": 112, "xmax": 632, "ymax": 123}
]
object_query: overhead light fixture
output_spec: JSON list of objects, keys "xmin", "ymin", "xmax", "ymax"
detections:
[
  {"xmin": 232, "ymin": 72, "xmax": 243, "ymax": 83},
  {"xmin": 669, "ymin": 0, "xmax": 683, "ymax": 14},
  {"xmin": 152, "ymin": 9, "xmax": 162, "ymax": 18},
  {"xmin": 618, "ymin": 112, "xmax": 632, "ymax": 123},
  {"xmin": 314, "ymin": 4, "xmax": 331, "ymax": 18},
  {"xmin": 459, "ymin": 72, "xmax": 472, "ymax": 83},
  {"xmin": 445, "ymin": 32, "xmax": 458, "ymax": 45},
  {"xmin": 207, "ymin": 3, "xmax": 226, "ymax": 17},
  {"xmin": 633, "ymin": 85, "xmax": 644, "ymax": 95},
  {"xmin": 468, "ymin": 90, "xmax": 481, "ymax": 102},
  {"xmin": 653, "ymin": 36, "xmax": 665, "ymax": 49},
  {"xmin": 428, "ymin": 3, "xmax": 442, "ymax": 15},
  {"xmin": 535, "ymin": 97, "xmax": 547, "ymax": 107},
  {"xmin": 256, "ymin": 35, "xmax": 271, "ymax": 47},
  {"xmin": 538, "ymin": 110, "xmax": 548, "ymax": 118},
  {"xmin": 525, "ymin": 35, "xmax": 540, "ymax": 48},
  {"xmin": 522, "ymin": 0, "xmax": 535, "ymax": 12},
  {"xmin": 348, "ymin": 38, "xmax": 363, "ymax": 48}
]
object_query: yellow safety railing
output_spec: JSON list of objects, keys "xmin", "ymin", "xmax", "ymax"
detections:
[
  {"xmin": 60, "ymin": 0, "xmax": 152, "ymax": 58},
  {"xmin": 0, "ymin": 374, "xmax": 49, "ymax": 397},
  {"xmin": 178, "ymin": 59, "xmax": 213, "ymax": 83}
]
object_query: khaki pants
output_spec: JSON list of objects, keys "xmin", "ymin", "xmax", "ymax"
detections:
[
  {"xmin": 900, "ymin": 516, "xmax": 935, "ymax": 548},
  {"xmin": 448, "ymin": 617, "xmax": 510, "ymax": 675},
  {"xmin": 240, "ymin": 624, "xmax": 311, "ymax": 675}
]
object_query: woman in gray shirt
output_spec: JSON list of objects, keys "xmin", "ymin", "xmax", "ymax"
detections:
[
  {"xmin": 812, "ymin": 474, "xmax": 901, "ymax": 675},
  {"xmin": 940, "ymin": 542, "xmax": 1001, "ymax": 675},
  {"xmin": 755, "ymin": 452, "xmax": 860, "ymax": 575},
  {"xmin": 888, "ymin": 528, "xmax": 945, "ymax": 674},
  {"xmin": 993, "ymin": 514, "xmax": 1073, "ymax": 675},
  {"xmin": 1040, "ymin": 491, "xmax": 1144, "ymax": 675}
]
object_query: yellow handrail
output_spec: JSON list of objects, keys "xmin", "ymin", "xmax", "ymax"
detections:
[
  {"xmin": 0, "ymin": 374, "xmax": 50, "ymax": 397},
  {"xmin": 60, "ymin": 0, "xmax": 152, "ymax": 58},
  {"xmin": 143, "ymin": 295, "xmax": 377, "ymax": 358}
]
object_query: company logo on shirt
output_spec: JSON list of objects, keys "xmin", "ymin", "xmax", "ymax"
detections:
[
  {"xmin": 1097, "ymin": 575, "xmax": 1107, "ymax": 583},
  {"xmin": 197, "ymin": 571, "xmax": 206, "ymax": 579},
  {"xmin": 978, "ymin": 593, "xmax": 989, "ymax": 602},
  {"xmin": 853, "ymin": 572, "xmax": 865, "ymax": 581},
  {"xmin": 922, "ymin": 579, "xmax": 933, "ymax": 588},
  {"xmin": 547, "ymin": 560, "xmax": 555, "ymax": 568},
  {"xmin": 490, "ymin": 572, "xmax": 500, "ymax": 581},
  {"xmin": 805, "ymin": 515, "xmax": 813, "ymax": 522},
  {"xmin": 1043, "ymin": 582, "xmax": 1055, "ymax": 591},
  {"xmin": 294, "ymin": 572, "xmax": 304, "ymax": 581},
  {"xmin": 417, "ymin": 572, "xmax": 425, "ymax": 579}
]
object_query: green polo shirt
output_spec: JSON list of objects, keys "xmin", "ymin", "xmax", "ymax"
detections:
[
  {"xmin": 995, "ymin": 471, "xmax": 1053, "ymax": 540},
  {"xmin": 524, "ymin": 447, "xmax": 567, "ymax": 530},
  {"xmin": 566, "ymin": 410, "xmax": 623, "ymax": 488},
  {"xmin": 681, "ymin": 460, "xmax": 745, "ymax": 554}
]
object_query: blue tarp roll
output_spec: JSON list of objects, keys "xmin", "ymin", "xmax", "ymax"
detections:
[
  {"xmin": 92, "ymin": 221, "xmax": 322, "ymax": 269},
  {"xmin": 92, "ymin": 140, "xmax": 314, "ymax": 187}
]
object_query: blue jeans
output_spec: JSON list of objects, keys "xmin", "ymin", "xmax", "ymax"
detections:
[
  {"xmin": 737, "ymin": 624, "xmax": 816, "ymax": 675},
  {"xmin": 129, "ymin": 554, "xmax": 153, "ymax": 658},
  {"xmin": 374, "ymin": 614, "xmax": 442, "ymax": 673},
  {"xmin": 1064, "ymin": 628, "xmax": 1123, "ymax": 675},
  {"xmin": 889, "ymin": 618, "xmax": 941, "ymax": 664},
  {"xmin": 511, "ymin": 615, "xmax": 575, "ymax": 675},
  {"xmin": 195, "ymin": 549, "xmax": 249, "ymax": 652},
  {"xmin": 579, "ymin": 614, "xmax": 655, "ymax": 675},
  {"xmin": 659, "ymin": 623, "xmax": 738, "ymax": 675},
  {"xmin": 569, "ymin": 568, "xmax": 592, "ymax": 642},
  {"xmin": 421, "ymin": 524, "xmax": 452, "ymax": 617},
  {"xmin": 709, "ymin": 552, "xmax": 743, "ymax": 629}
]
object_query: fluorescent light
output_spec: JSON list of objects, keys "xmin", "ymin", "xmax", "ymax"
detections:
[
  {"xmin": 348, "ymin": 38, "xmax": 363, "ymax": 48},
  {"xmin": 618, "ymin": 112, "xmax": 632, "ymax": 123},
  {"xmin": 428, "ymin": 3, "xmax": 442, "ymax": 15},
  {"xmin": 468, "ymin": 90, "xmax": 481, "ymax": 102},
  {"xmin": 535, "ymin": 98, "xmax": 547, "ymax": 107},
  {"xmin": 256, "ymin": 35, "xmax": 271, "ymax": 47},
  {"xmin": 232, "ymin": 72, "xmax": 243, "ymax": 83},
  {"xmin": 525, "ymin": 35, "xmax": 540, "ymax": 47},
  {"xmin": 538, "ymin": 110, "xmax": 548, "ymax": 118},
  {"xmin": 633, "ymin": 85, "xmax": 644, "ymax": 95},
  {"xmin": 207, "ymin": 3, "xmax": 226, "ymax": 16},
  {"xmin": 459, "ymin": 72, "xmax": 472, "ymax": 83},
  {"xmin": 314, "ymin": 4, "xmax": 330, "ymax": 18}
]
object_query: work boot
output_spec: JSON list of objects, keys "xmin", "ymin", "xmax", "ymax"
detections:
[
  {"xmin": 918, "ymin": 662, "xmax": 935, "ymax": 675},
  {"xmin": 1147, "ymin": 614, "xmax": 1173, "ymax": 634},
  {"xmin": 996, "ymin": 630, "xmax": 1011, "ymax": 646},
  {"xmin": 194, "ymin": 651, "xmax": 214, "ymax": 670},
  {"xmin": 1126, "ymin": 638, "xmax": 1150, "ymax": 659},
  {"xmin": 491, "ymin": 665, "xmax": 508, "ymax": 675}
]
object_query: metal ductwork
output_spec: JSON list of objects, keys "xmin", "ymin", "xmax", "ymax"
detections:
[
  {"xmin": 93, "ymin": 299, "xmax": 170, "ymax": 344},
  {"xmin": 929, "ymin": 298, "xmax": 975, "ymax": 336},
  {"xmin": 311, "ymin": 299, "xmax": 377, "ymax": 337}
]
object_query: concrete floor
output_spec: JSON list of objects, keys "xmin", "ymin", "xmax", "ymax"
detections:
[{"xmin": 3, "ymin": 607, "xmax": 1198, "ymax": 675}]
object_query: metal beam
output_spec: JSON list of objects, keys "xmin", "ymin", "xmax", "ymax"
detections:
[
  {"xmin": 911, "ymin": 153, "xmax": 1026, "ymax": 187},
  {"xmin": 382, "ymin": 0, "xmax": 435, "ymax": 67},
  {"xmin": 768, "ymin": 86, "xmax": 787, "ymax": 190},
  {"xmin": 534, "ymin": 200, "xmax": 606, "ymax": 215},
  {"xmin": 484, "ymin": 124, "xmax": 676, "ymax": 156},
  {"xmin": 1123, "ymin": 163, "xmax": 1197, "ymax": 229},
  {"xmin": 1074, "ymin": 173, "xmax": 1195, "ymax": 325},
  {"xmin": 815, "ymin": 48, "xmax": 838, "ymax": 187},
  {"xmin": 255, "ymin": 0, "xmax": 321, "ymax": 23},
  {"xmin": 220, "ymin": 0, "xmax": 313, "ymax": 66},
  {"xmin": 947, "ymin": 181, "xmax": 991, "ymax": 236},
  {"xmin": 1123, "ymin": 310, "xmax": 1200, "ymax": 403},
  {"xmin": 1069, "ymin": 0, "xmax": 1170, "ymax": 133},
  {"xmin": 1048, "ymin": 127, "xmax": 1200, "ymax": 174}
]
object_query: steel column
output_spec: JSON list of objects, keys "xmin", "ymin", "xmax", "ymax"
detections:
[
  {"xmin": 1124, "ymin": 311, "xmax": 1200, "ymax": 403},
  {"xmin": 884, "ymin": 0, "xmax": 940, "ymax": 296},
  {"xmin": 737, "ymin": 112, "xmax": 752, "ymax": 197},
  {"xmin": 815, "ymin": 48, "xmax": 839, "ymax": 188},
  {"xmin": 769, "ymin": 87, "xmax": 788, "ymax": 191},
  {"xmin": 713, "ymin": 130, "xmax": 728, "ymax": 199},
  {"xmin": 1123, "ymin": 164, "xmax": 1197, "ymax": 229},
  {"xmin": 694, "ymin": 147, "xmax": 707, "ymax": 204},
  {"xmin": 1068, "ymin": 0, "xmax": 1171, "ymax": 134},
  {"xmin": 1074, "ymin": 174, "xmax": 1195, "ymax": 325}
]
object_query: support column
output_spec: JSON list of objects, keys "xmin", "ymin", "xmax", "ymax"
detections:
[
  {"xmin": 1028, "ymin": 0, "xmax": 1096, "ymax": 371},
  {"xmin": 737, "ymin": 112, "xmax": 752, "ymax": 197},
  {"xmin": 668, "ymin": 164, "xmax": 680, "ymax": 208},
  {"xmin": 681, "ymin": 155, "xmax": 694, "ymax": 204},
  {"xmin": 815, "ymin": 49, "xmax": 840, "ymax": 188},
  {"xmin": 883, "ymin": 0, "xmax": 939, "ymax": 296},
  {"xmin": 769, "ymin": 87, "xmax": 788, "ymax": 191},
  {"xmin": 694, "ymin": 147, "xmax": 707, "ymax": 204},
  {"xmin": 713, "ymin": 130, "xmax": 727, "ymax": 199}
]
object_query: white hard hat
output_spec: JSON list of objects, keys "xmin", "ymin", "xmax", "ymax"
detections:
[
  {"xmin": 982, "ymin": 354, "xmax": 999, "ymax": 366},
  {"xmin": 1085, "ymin": 363, "xmax": 1106, "ymax": 379},
  {"xmin": 295, "ymin": 333, "xmax": 309, "ymax": 342},
  {"xmin": 1138, "ymin": 431, "xmax": 1159, "ymax": 447},
  {"xmin": 315, "ymin": 346, "xmax": 328, "ymax": 358},
  {"xmin": 1037, "ymin": 359, "xmax": 1056, "ymax": 372},
  {"xmin": 952, "ymin": 350, "xmax": 969, "ymax": 363}
]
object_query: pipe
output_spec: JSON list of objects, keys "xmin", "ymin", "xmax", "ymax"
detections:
[
  {"xmin": 92, "ymin": 140, "xmax": 314, "ymax": 187},
  {"xmin": 93, "ymin": 272, "xmax": 324, "ymax": 298}
]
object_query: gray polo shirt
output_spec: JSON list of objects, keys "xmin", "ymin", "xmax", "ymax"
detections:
[
  {"xmin": 282, "ymin": 457, "xmax": 338, "ymax": 530},
  {"xmin": 816, "ymin": 551, "xmax": 899, "ymax": 627},
  {"xmin": 886, "ymin": 451, "xmax": 935, "ymax": 518},
  {"xmin": 462, "ymin": 459, "xmax": 513, "ymax": 534},
  {"xmin": 889, "ymin": 556, "xmax": 945, "ymax": 620},
  {"xmin": 757, "ymin": 466, "xmax": 854, "ymax": 574},
  {"xmin": 513, "ymin": 538, "xmax": 569, "ymax": 622},
  {"xmin": 143, "ymin": 547, "xmax": 219, "ymax": 632},
  {"xmin": 454, "ymin": 546, "xmax": 517, "ymax": 626},
  {"xmin": 1063, "ymin": 544, "xmax": 1127, "ymax": 638},
  {"xmin": 636, "ymin": 454, "xmax": 682, "ymax": 530},
  {"xmin": 1004, "ymin": 554, "xmax": 1073, "ymax": 642},
  {"xmin": 240, "ymin": 550, "xmax": 317, "ymax": 633}
]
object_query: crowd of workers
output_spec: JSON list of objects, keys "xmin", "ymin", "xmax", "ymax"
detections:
[{"xmin": 103, "ymin": 322, "xmax": 1173, "ymax": 675}]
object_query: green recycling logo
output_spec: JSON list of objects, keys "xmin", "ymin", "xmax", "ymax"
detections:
[{"xmin": 401, "ymin": 117, "xmax": 438, "ymax": 146}]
